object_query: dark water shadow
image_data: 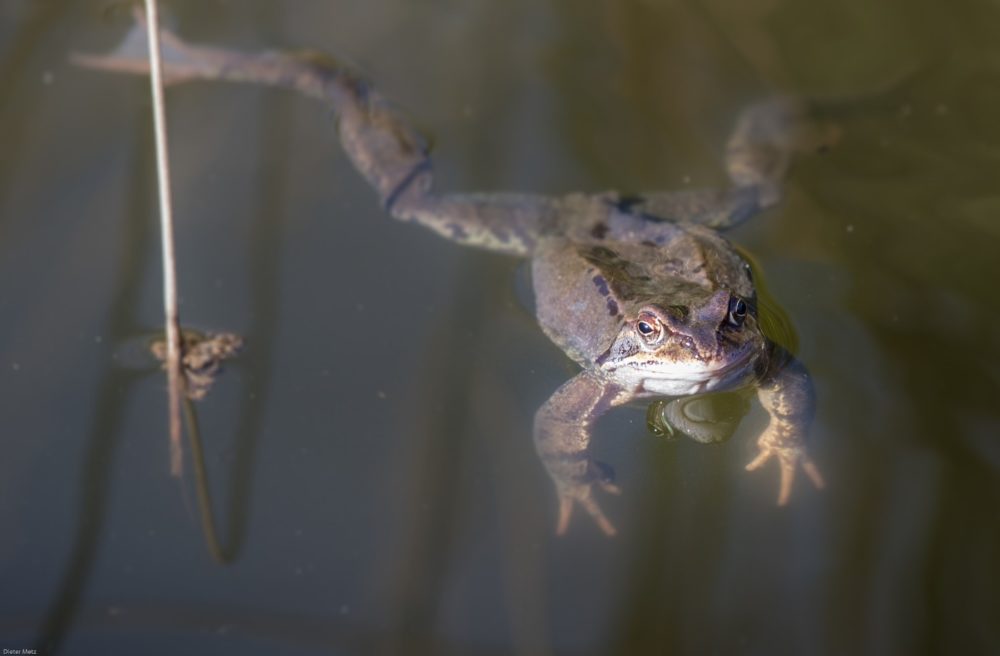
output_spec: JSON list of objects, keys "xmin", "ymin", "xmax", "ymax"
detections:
[
  {"xmin": 34, "ymin": 114, "xmax": 153, "ymax": 653},
  {"xmin": 0, "ymin": 1, "xmax": 73, "ymax": 220},
  {"xmin": 36, "ymin": 18, "xmax": 293, "ymax": 647},
  {"xmin": 204, "ymin": 47, "xmax": 294, "ymax": 565},
  {"xmin": 376, "ymin": 253, "xmax": 496, "ymax": 653}
]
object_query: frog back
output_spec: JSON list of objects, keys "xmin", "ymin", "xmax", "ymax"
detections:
[
  {"xmin": 532, "ymin": 237, "xmax": 627, "ymax": 367},
  {"xmin": 532, "ymin": 227, "xmax": 754, "ymax": 367}
]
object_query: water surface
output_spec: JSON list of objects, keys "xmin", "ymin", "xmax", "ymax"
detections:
[{"xmin": 0, "ymin": 1, "xmax": 997, "ymax": 654}]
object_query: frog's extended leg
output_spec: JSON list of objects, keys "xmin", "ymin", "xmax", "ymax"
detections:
[
  {"xmin": 534, "ymin": 372, "xmax": 628, "ymax": 536},
  {"xmin": 72, "ymin": 11, "xmax": 557, "ymax": 257},
  {"xmin": 445, "ymin": 96, "xmax": 829, "ymax": 250},
  {"xmin": 610, "ymin": 97, "xmax": 839, "ymax": 231},
  {"xmin": 746, "ymin": 350, "xmax": 825, "ymax": 503}
]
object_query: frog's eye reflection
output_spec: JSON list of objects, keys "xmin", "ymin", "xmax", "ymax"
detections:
[
  {"xmin": 637, "ymin": 321, "xmax": 655, "ymax": 335},
  {"xmin": 728, "ymin": 297, "xmax": 748, "ymax": 326}
]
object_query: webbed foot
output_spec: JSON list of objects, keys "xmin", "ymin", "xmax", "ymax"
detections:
[
  {"xmin": 556, "ymin": 460, "xmax": 621, "ymax": 536},
  {"xmin": 751, "ymin": 350, "xmax": 825, "ymax": 504},
  {"xmin": 534, "ymin": 373, "xmax": 628, "ymax": 537},
  {"xmin": 746, "ymin": 439, "xmax": 825, "ymax": 505}
]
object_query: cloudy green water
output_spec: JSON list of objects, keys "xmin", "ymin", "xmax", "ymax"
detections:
[{"xmin": 0, "ymin": 1, "xmax": 997, "ymax": 654}]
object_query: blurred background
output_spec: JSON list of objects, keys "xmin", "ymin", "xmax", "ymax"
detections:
[{"xmin": 0, "ymin": 0, "xmax": 998, "ymax": 654}]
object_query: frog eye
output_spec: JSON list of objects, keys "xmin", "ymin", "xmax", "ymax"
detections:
[
  {"xmin": 635, "ymin": 312, "xmax": 664, "ymax": 344},
  {"xmin": 727, "ymin": 297, "xmax": 748, "ymax": 326}
]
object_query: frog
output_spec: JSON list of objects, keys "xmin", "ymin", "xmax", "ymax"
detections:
[{"xmin": 76, "ymin": 10, "xmax": 829, "ymax": 535}]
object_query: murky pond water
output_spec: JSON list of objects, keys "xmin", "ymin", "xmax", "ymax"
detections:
[{"xmin": 1, "ymin": 1, "xmax": 998, "ymax": 654}]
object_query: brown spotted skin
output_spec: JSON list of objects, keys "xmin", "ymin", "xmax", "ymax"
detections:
[
  {"xmin": 533, "ymin": 226, "xmax": 755, "ymax": 369},
  {"xmin": 76, "ymin": 15, "xmax": 831, "ymax": 535}
]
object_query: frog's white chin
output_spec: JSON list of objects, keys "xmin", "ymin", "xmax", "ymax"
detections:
[
  {"xmin": 639, "ymin": 373, "xmax": 738, "ymax": 397},
  {"xmin": 616, "ymin": 357, "xmax": 756, "ymax": 397}
]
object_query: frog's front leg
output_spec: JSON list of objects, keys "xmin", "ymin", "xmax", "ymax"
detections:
[
  {"xmin": 746, "ymin": 352, "xmax": 825, "ymax": 503},
  {"xmin": 534, "ymin": 372, "xmax": 631, "ymax": 536}
]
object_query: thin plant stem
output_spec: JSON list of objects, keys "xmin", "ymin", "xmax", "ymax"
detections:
[{"xmin": 143, "ymin": 0, "xmax": 185, "ymax": 476}]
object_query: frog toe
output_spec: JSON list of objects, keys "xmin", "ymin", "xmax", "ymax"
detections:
[
  {"xmin": 801, "ymin": 456, "xmax": 825, "ymax": 490},
  {"xmin": 556, "ymin": 487, "xmax": 618, "ymax": 537},
  {"xmin": 554, "ymin": 461, "xmax": 621, "ymax": 536},
  {"xmin": 746, "ymin": 445, "xmax": 824, "ymax": 505}
]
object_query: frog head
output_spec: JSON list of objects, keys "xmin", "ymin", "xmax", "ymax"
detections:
[{"xmin": 597, "ymin": 288, "xmax": 765, "ymax": 396}]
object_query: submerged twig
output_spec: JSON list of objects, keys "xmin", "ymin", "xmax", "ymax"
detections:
[
  {"xmin": 142, "ymin": 0, "xmax": 185, "ymax": 475},
  {"xmin": 182, "ymin": 397, "xmax": 227, "ymax": 563}
]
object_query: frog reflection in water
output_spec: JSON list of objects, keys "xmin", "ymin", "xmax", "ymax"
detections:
[
  {"xmin": 78, "ymin": 13, "xmax": 830, "ymax": 535},
  {"xmin": 150, "ymin": 331, "xmax": 243, "ymax": 401}
]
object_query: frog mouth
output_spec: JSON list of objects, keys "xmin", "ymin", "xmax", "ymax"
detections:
[
  {"xmin": 601, "ymin": 338, "xmax": 758, "ymax": 383},
  {"xmin": 643, "ymin": 344, "xmax": 755, "ymax": 377},
  {"xmin": 635, "ymin": 346, "xmax": 760, "ymax": 397}
]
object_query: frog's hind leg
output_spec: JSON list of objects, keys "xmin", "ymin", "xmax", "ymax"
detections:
[
  {"xmin": 724, "ymin": 96, "xmax": 838, "ymax": 209},
  {"xmin": 73, "ymin": 10, "xmax": 553, "ymax": 257},
  {"xmin": 614, "ymin": 97, "xmax": 838, "ymax": 232},
  {"xmin": 391, "ymin": 191, "xmax": 558, "ymax": 257}
]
